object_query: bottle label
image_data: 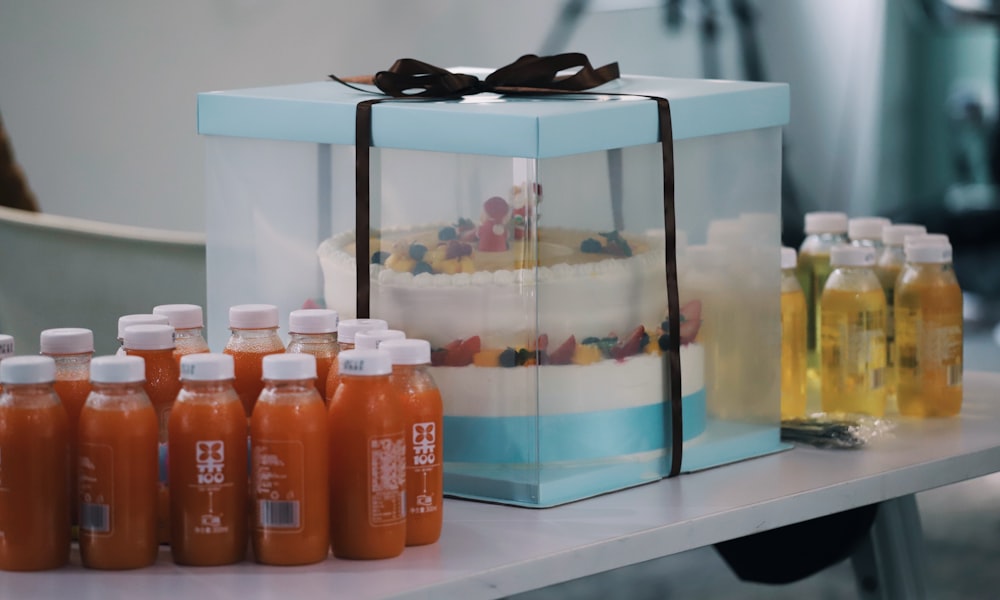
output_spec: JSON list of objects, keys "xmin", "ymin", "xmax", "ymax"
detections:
[
  {"xmin": 368, "ymin": 434, "xmax": 405, "ymax": 526},
  {"xmin": 191, "ymin": 440, "xmax": 231, "ymax": 535},
  {"xmin": 78, "ymin": 443, "xmax": 113, "ymax": 535},
  {"xmin": 409, "ymin": 421, "xmax": 439, "ymax": 516},
  {"xmin": 252, "ymin": 440, "xmax": 304, "ymax": 531}
]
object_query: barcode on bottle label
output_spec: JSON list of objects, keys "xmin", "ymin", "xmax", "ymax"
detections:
[
  {"xmin": 80, "ymin": 503, "xmax": 110, "ymax": 533},
  {"xmin": 870, "ymin": 367, "xmax": 884, "ymax": 390},
  {"xmin": 947, "ymin": 364, "xmax": 963, "ymax": 387},
  {"xmin": 258, "ymin": 500, "xmax": 300, "ymax": 529}
]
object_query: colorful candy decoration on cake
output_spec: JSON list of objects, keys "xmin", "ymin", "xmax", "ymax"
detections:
[
  {"xmin": 477, "ymin": 196, "xmax": 512, "ymax": 252},
  {"xmin": 511, "ymin": 182, "xmax": 541, "ymax": 241}
]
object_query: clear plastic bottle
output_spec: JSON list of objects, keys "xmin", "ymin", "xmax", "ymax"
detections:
[
  {"xmin": 324, "ymin": 318, "xmax": 389, "ymax": 404},
  {"xmin": 780, "ymin": 248, "xmax": 807, "ymax": 420},
  {"xmin": 381, "ymin": 339, "xmax": 443, "ymax": 547},
  {"xmin": 895, "ymin": 240, "xmax": 963, "ymax": 417},
  {"xmin": 797, "ymin": 212, "xmax": 849, "ymax": 378},
  {"xmin": 0, "ymin": 356, "xmax": 70, "ymax": 571},
  {"xmin": 285, "ymin": 308, "xmax": 339, "ymax": 404},
  {"xmin": 223, "ymin": 304, "xmax": 286, "ymax": 418},
  {"xmin": 848, "ymin": 216, "xmax": 891, "ymax": 257},
  {"xmin": 355, "ymin": 329, "xmax": 406, "ymax": 351},
  {"xmin": 820, "ymin": 245, "xmax": 887, "ymax": 417},
  {"xmin": 153, "ymin": 304, "xmax": 211, "ymax": 363},
  {"xmin": 251, "ymin": 353, "xmax": 329, "ymax": 565},
  {"xmin": 78, "ymin": 355, "xmax": 158, "ymax": 570},
  {"xmin": 40, "ymin": 327, "xmax": 94, "ymax": 532},
  {"xmin": 115, "ymin": 314, "xmax": 169, "ymax": 356},
  {"xmin": 0, "ymin": 334, "xmax": 12, "ymax": 360}
]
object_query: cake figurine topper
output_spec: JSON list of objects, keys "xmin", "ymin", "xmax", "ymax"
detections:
[{"xmin": 477, "ymin": 196, "xmax": 511, "ymax": 252}]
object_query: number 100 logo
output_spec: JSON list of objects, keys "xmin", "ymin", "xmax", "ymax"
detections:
[
  {"xmin": 411, "ymin": 423, "xmax": 436, "ymax": 465},
  {"xmin": 196, "ymin": 440, "xmax": 225, "ymax": 484}
]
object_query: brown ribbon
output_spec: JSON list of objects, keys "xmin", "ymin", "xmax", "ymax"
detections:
[{"xmin": 334, "ymin": 53, "xmax": 684, "ymax": 477}]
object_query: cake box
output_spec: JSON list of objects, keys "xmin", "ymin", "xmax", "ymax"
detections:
[{"xmin": 198, "ymin": 63, "xmax": 790, "ymax": 507}]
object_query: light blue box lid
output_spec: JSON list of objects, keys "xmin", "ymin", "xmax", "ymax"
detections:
[{"xmin": 198, "ymin": 70, "xmax": 789, "ymax": 158}]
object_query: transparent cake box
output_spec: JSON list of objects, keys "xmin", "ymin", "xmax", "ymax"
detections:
[{"xmin": 198, "ymin": 72, "xmax": 790, "ymax": 507}]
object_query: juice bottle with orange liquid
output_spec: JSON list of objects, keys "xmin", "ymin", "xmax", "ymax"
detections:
[
  {"xmin": 223, "ymin": 304, "xmax": 285, "ymax": 417},
  {"xmin": 0, "ymin": 356, "xmax": 70, "ymax": 571},
  {"xmin": 895, "ymin": 240, "xmax": 963, "ymax": 417},
  {"xmin": 78, "ymin": 355, "xmax": 158, "ymax": 570},
  {"xmin": 115, "ymin": 314, "xmax": 169, "ymax": 356},
  {"xmin": 169, "ymin": 353, "xmax": 247, "ymax": 566},
  {"xmin": 40, "ymin": 327, "xmax": 93, "ymax": 532},
  {"xmin": 324, "ymin": 318, "xmax": 388, "ymax": 405},
  {"xmin": 820, "ymin": 245, "xmax": 887, "ymax": 417},
  {"xmin": 250, "ymin": 353, "xmax": 329, "ymax": 565},
  {"xmin": 123, "ymin": 323, "xmax": 179, "ymax": 544},
  {"xmin": 153, "ymin": 304, "xmax": 211, "ymax": 364},
  {"xmin": 285, "ymin": 309, "xmax": 339, "ymax": 404},
  {"xmin": 779, "ymin": 248, "xmax": 807, "ymax": 420},
  {"xmin": 328, "ymin": 348, "xmax": 405, "ymax": 559},
  {"xmin": 380, "ymin": 339, "xmax": 443, "ymax": 546}
]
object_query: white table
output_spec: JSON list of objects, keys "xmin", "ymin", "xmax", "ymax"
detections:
[{"xmin": 6, "ymin": 372, "xmax": 1000, "ymax": 600}]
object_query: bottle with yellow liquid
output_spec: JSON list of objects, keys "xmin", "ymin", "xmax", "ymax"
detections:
[
  {"xmin": 848, "ymin": 216, "xmax": 890, "ymax": 258},
  {"xmin": 874, "ymin": 223, "xmax": 926, "ymax": 406},
  {"xmin": 797, "ymin": 212, "xmax": 849, "ymax": 381},
  {"xmin": 820, "ymin": 245, "xmax": 887, "ymax": 417},
  {"xmin": 780, "ymin": 247, "xmax": 807, "ymax": 419},
  {"xmin": 895, "ymin": 240, "xmax": 963, "ymax": 417}
]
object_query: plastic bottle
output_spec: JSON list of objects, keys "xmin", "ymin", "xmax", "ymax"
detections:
[
  {"xmin": 0, "ymin": 334, "xmax": 12, "ymax": 361},
  {"xmin": 380, "ymin": 339, "xmax": 443, "ymax": 546},
  {"xmin": 0, "ymin": 356, "xmax": 70, "ymax": 571},
  {"xmin": 169, "ymin": 353, "xmax": 247, "ymax": 566},
  {"xmin": 328, "ymin": 348, "xmax": 405, "ymax": 559},
  {"xmin": 875, "ymin": 223, "xmax": 927, "ymax": 404},
  {"xmin": 324, "ymin": 318, "xmax": 389, "ymax": 405},
  {"xmin": 779, "ymin": 248, "xmax": 807, "ymax": 420},
  {"xmin": 797, "ymin": 212, "xmax": 849, "ymax": 379},
  {"xmin": 78, "ymin": 355, "xmax": 158, "ymax": 570},
  {"xmin": 285, "ymin": 308, "xmax": 339, "ymax": 404},
  {"xmin": 250, "ymin": 353, "xmax": 329, "ymax": 565},
  {"xmin": 895, "ymin": 240, "xmax": 963, "ymax": 417},
  {"xmin": 355, "ymin": 329, "xmax": 406, "ymax": 350},
  {"xmin": 40, "ymin": 327, "xmax": 93, "ymax": 531},
  {"xmin": 122, "ymin": 323, "xmax": 179, "ymax": 544},
  {"xmin": 820, "ymin": 245, "xmax": 887, "ymax": 417},
  {"xmin": 223, "ymin": 304, "xmax": 285, "ymax": 417},
  {"xmin": 115, "ymin": 314, "xmax": 169, "ymax": 356},
  {"xmin": 153, "ymin": 304, "xmax": 211, "ymax": 364},
  {"xmin": 848, "ymin": 216, "xmax": 891, "ymax": 257}
]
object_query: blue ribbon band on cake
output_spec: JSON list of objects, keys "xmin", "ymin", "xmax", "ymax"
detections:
[{"xmin": 335, "ymin": 53, "xmax": 685, "ymax": 477}]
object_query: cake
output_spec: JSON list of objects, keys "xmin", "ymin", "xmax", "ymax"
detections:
[{"xmin": 317, "ymin": 188, "xmax": 706, "ymax": 495}]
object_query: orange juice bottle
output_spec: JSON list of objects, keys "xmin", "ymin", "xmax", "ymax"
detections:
[
  {"xmin": 250, "ymin": 353, "xmax": 329, "ymax": 565},
  {"xmin": 115, "ymin": 314, "xmax": 169, "ymax": 356},
  {"xmin": 223, "ymin": 304, "xmax": 285, "ymax": 417},
  {"xmin": 779, "ymin": 248, "xmax": 807, "ymax": 420},
  {"xmin": 169, "ymin": 353, "xmax": 247, "ymax": 566},
  {"xmin": 285, "ymin": 309, "xmax": 339, "ymax": 404},
  {"xmin": 123, "ymin": 323, "xmax": 179, "ymax": 544},
  {"xmin": 0, "ymin": 356, "xmax": 70, "ymax": 571},
  {"xmin": 380, "ymin": 339, "xmax": 443, "ymax": 546},
  {"xmin": 40, "ymin": 327, "xmax": 93, "ymax": 531},
  {"xmin": 328, "ymin": 348, "xmax": 405, "ymax": 559},
  {"xmin": 324, "ymin": 318, "xmax": 388, "ymax": 405},
  {"xmin": 895, "ymin": 240, "xmax": 963, "ymax": 417},
  {"xmin": 153, "ymin": 304, "xmax": 211, "ymax": 364},
  {"xmin": 78, "ymin": 355, "xmax": 158, "ymax": 570}
]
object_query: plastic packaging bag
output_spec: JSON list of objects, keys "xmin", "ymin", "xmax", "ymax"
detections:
[{"xmin": 780, "ymin": 413, "xmax": 894, "ymax": 449}]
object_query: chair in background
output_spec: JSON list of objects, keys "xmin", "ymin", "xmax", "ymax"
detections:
[{"xmin": 0, "ymin": 205, "xmax": 206, "ymax": 356}]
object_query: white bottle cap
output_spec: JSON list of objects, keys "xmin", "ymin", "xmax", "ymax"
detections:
[
  {"xmin": 780, "ymin": 247, "xmax": 798, "ymax": 270},
  {"xmin": 263, "ymin": 353, "xmax": 317, "ymax": 380},
  {"xmin": 40, "ymin": 328, "xmax": 94, "ymax": 355},
  {"xmin": 229, "ymin": 304, "xmax": 279, "ymax": 329},
  {"xmin": 0, "ymin": 355, "xmax": 56, "ymax": 384},
  {"xmin": 90, "ymin": 355, "xmax": 145, "ymax": 384},
  {"xmin": 830, "ymin": 244, "xmax": 876, "ymax": 267},
  {"xmin": 379, "ymin": 339, "xmax": 431, "ymax": 366},
  {"xmin": 0, "ymin": 335, "xmax": 13, "ymax": 359},
  {"xmin": 337, "ymin": 349, "xmax": 392, "ymax": 376},
  {"xmin": 288, "ymin": 309, "xmax": 339, "ymax": 334},
  {"xmin": 882, "ymin": 224, "xmax": 927, "ymax": 246},
  {"xmin": 906, "ymin": 242, "xmax": 952, "ymax": 264},
  {"xmin": 180, "ymin": 353, "xmax": 235, "ymax": 381},
  {"xmin": 122, "ymin": 324, "xmax": 175, "ymax": 351},
  {"xmin": 355, "ymin": 329, "xmax": 406, "ymax": 350},
  {"xmin": 904, "ymin": 233, "xmax": 949, "ymax": 250},
  {"xmin": 337, "ymin": 319, "xmax": 389, "ymax": 344},
  {"xmin": 152, "ymin": 304, "xmax": 204, "ymax": 329},
  {"xmin": 848, "ymin": 217, "xmax": 891, "ymax": 241},
  {"xmin": 117, "ymin": 314, "xmax": 169, "ymax": 339},
  {"xmin": 804, "ymin": 211, "xmax": 848, "ymax": 234}
]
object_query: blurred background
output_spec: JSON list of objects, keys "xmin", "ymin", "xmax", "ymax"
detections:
[{"xmin": 2, "ymin": 0, "xmax": 1000, "ymax": 597}]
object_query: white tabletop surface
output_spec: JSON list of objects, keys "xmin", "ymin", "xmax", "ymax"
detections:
[{"xmin": 5, "ymin": 371, "xmax": 1000, "ymax": 600}]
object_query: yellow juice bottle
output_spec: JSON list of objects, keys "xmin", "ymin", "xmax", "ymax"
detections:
[
  {"xmin": 780, "ymin": 247, "xmax": 807, "ymax": 419},
  {"xmin": 848, "ymin": 216, "xmax": 890, "ymax": 256},
  {"xmin": 895, "ymin": 240, "xmax": 963, "ymax": 417},
  {"xmin": 820, "ymin": 245, "xmax": 887, "ymax": 417},
  {"xmin": 797, "ymin": 212, "xmax": 849, "ymax": 382}
]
